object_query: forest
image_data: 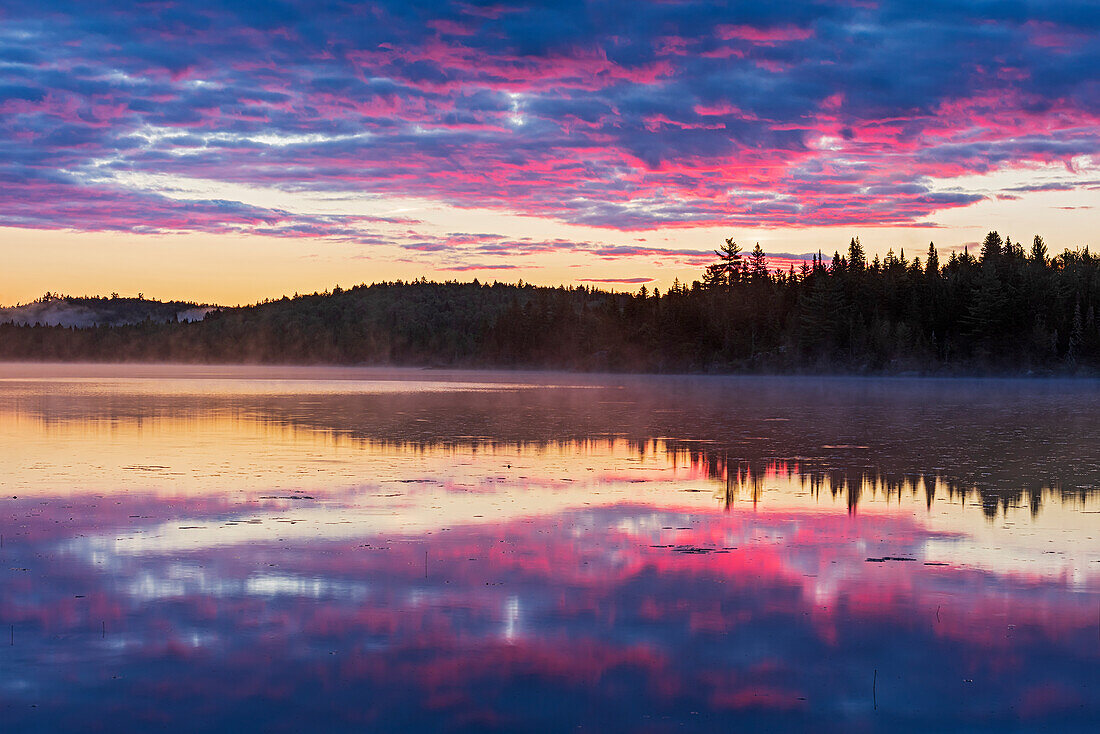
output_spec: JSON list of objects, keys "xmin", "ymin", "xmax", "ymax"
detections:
[{"xmin": 1, "ymin": 232, "xmax": 1098, "ymax": 374}]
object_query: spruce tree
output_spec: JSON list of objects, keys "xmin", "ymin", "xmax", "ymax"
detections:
[
  {"xmin": 748, "ymin": 243, "xmax": 769, "ymax": 281},
  {"xmin": 925, "ymin": 242, "xmax": 939, "ymax": 277},
  {"xmin": 1031, "ymin": 235, "xmax": 1048, "ymax": 264},
  {"xmin": 981, "ymin": 231, "xmax": 1003, "ymax": 263},
  {"xmin": 847, "ymin": 237, "xmax": 866, "ymax": 272}
]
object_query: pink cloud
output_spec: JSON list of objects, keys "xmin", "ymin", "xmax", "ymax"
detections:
[
  {"xmin": 716, "ymin": 25, "xmax": 814, "ymax": 44},
  {"xmin": 576, "ymin": 277, "xmax": 655, "ymax": 283},
  {"xmin": 1, "ymin": 0, "xmax": 1097, "ymax": 240}
]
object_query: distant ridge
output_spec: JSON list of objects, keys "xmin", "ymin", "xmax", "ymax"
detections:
[{"xmin": 0, "ymin": 294, "xmax": 214, "ymax": 328}]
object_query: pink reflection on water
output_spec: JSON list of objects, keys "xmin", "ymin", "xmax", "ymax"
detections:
[{"xmin": 1, "ymin": 379, "xmax": 1098, "ymax": 732}]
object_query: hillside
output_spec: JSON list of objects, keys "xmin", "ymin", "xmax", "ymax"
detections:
[
  {"xmin": 0, "ymin": 294, "xmax": 211, "ymax": 328},
  {"xmin": 1, "ymin": 235, "xmax": 1098, "ymax": 374}
]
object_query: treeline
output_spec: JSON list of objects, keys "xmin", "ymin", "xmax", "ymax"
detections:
[
  {"xmin": 0, "ymin": 292, "xmax": 205, "ymax": 327},
  {"xmin": 0, "ymin": 232, "xmax": 1097, "ymax": 373}
]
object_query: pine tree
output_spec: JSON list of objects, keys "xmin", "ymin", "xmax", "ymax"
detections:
[
  {"xmin": 980, "ymin": 231, "xmax": 1003, "ymax": 263},
  {"xmin": 701, "ymin": 263, "xmax": 726, "ymax": 290},
  {"xmin": 1031, "ymin": 235, "xmax": 1048, "ymax": 264},
  {"xmin": 704, "ymin": 237, "xmax": 743, "ymax": 290},
  {"xmin": 847, "ymin": 236, "xmax": 866, "ymax": 272},
  {"xmin": 925, "ymin": 242, "xmax": 939, "ymax": 277},
  {"xmin": 748, "ymin": 243, "xmax": 769, "ymax": 281}
]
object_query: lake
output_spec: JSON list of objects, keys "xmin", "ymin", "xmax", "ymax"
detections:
[{"xmin": 1, "ymin": 364, "xmax": 1098, "ymax": 732}]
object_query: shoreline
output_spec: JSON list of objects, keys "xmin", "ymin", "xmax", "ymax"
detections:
[{"xmin": 1, "ymin": 359, "xmax": 1097, "ymax": 382}]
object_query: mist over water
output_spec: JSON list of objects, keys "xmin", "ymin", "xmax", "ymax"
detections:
[{"xmin": 1, "ymin": 365, "xmax": 1098, "ymax": 732}]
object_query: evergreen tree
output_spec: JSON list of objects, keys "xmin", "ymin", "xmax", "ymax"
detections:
[
  {"xmin": 704, "ymin": 237, "xmax": 743, "ymax": 290},
  {"xmin": 747, "ymin": 243, "xmax": 769, "ymax": 281},
  {"xmin": 980, "ymin": 231, "xmax": 1003, "ymax": 263},
  {"xmin": 847, "ymin": 237, "xmax": 866, "ymax": 272},
  {"xmin": 925, "ymin": 242, "xmax": 939, "ymax": 276},
  {"xmin": 1031, "ymin": 235, "xmax": 1048, "ymax": 264}
]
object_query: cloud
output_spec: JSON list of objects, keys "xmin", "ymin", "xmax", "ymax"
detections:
[
  {"xmin": 1005, "ymin": 179, "xmax": 1100, "ymax": 193},
  {"xmin": 0, "ymin": 0, "xmax": 1098, "ymax": 239},
  {"xmin": 0, "ymin": 169, "xmax": 418, "ymax": 243},
  {"xmin": 577, "ymin": 277, "xmax": 655, "ymax": 283},
  {"xmin": 398, "ymin": 232, "xmax": 716, "ymax": 266},
  {"xmin": 437, "ymin": 263, "xmax": 522, "ymax": 271}
]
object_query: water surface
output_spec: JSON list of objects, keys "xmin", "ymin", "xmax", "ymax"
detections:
[{"xmin": 1, "ymin": 364, "xmax": 1098, "ymax": 732}]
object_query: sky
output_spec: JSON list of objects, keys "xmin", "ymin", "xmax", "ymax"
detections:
[{"xmin": 1, "ymin": 0, "xmax": 1099, "ymax": 305}]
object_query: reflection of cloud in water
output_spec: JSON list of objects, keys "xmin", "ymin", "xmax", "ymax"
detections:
[
  {"xmin": 2, "ymin": 366, "xmax": 1099, "ymax": 732},
  {"xmin": 55, "ymin": 461, "xmax": 1098, "ymax": 583},
  {"xmin": 124, "ymin": 563, "xmax": 370, "ymax": 601},
  {"xmin": 6, "ymin": 502, "xmax": 1098, "ymax": 732}
]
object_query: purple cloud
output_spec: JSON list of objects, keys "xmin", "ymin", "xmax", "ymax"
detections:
[{"xmin": 0, "ymin": 0, "xmax": 1097, "ymax": 239}]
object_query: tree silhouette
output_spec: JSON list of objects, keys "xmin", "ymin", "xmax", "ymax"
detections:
[
  {"xmin": 1031, "ymin": 235, "xmax": 1048, "ymax": 264},
  {"xmin": 848, "ymin": 237, "xmax": 867, "ymax": 273},
  {"xmin": 747, "ymin": 243, "xmax": 768, "ymax": 282},
  {"xmin": 925, "ymin": 242, "xmax": 939, "ymax": 276},
  {"xmin": 981, "ymin": 231, "xmax": 1003, "ymax": 263},
  {"xmin": 703, "ymin": 237, "xmax": 743, "ymax": 290},
  {"xmin": 1, "ymin": 231, "xmax": 1097, "ymax": 373}
]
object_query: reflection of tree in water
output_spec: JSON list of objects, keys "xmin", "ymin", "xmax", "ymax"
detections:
[
  {"xmin": 9, "ymin": 416, "xmax": 1091, "ymax": 521},
  {"xmin": 666, "ymin": 445, "xmax": 1068, "ymax": 520},
  {"xmin": 5, "ymin": 381, "xmax": 1097, "ymax": 521}
]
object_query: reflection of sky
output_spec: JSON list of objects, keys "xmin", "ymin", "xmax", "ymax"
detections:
[
  {"xmin": 1, "ymin": 368, "xmax": 1099, "ymax": 732},
  {"xmin": 3, "ymin": 501, "xmax": 1098, "ymax": 733}
]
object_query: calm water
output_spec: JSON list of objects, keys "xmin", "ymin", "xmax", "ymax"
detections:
[{"xmin": 1, "ymin": 364, "xmax": 1098, "ymax": 733}]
